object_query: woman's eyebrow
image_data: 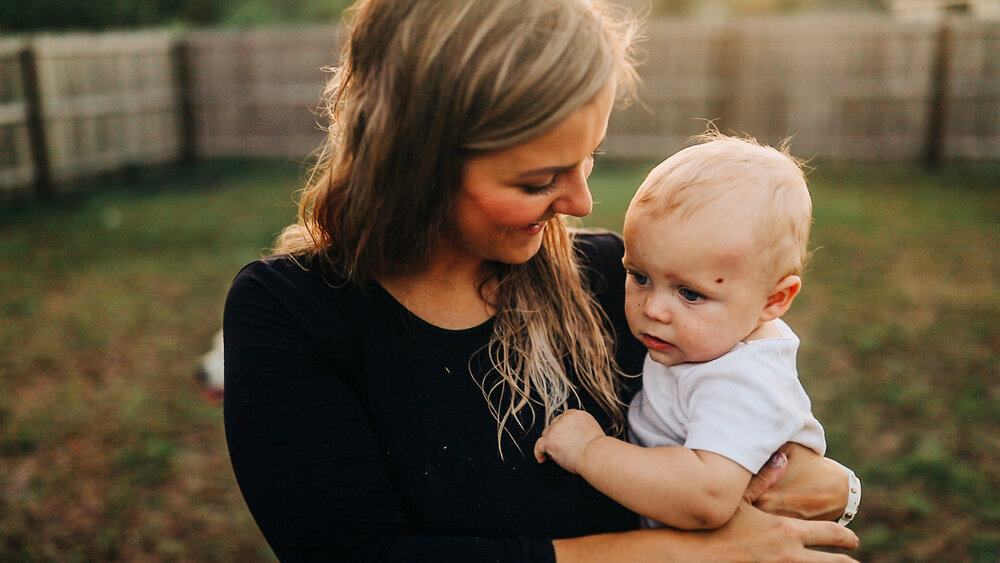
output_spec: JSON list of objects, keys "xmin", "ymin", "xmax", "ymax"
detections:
[
  {"xmin": 515, "ymin": 164, "xmax": 574, "ymax": 179},
  {"xmin": 515, "ymin": 137, "xmax": 606, "ymax": 179}
]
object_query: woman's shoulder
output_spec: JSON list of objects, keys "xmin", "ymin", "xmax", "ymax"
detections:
[
  {"xmin": 225, "ymin": 254, "xmax": 370, "ymax": 367},
  {"xmin": 571, "ymin": 228, "xmax": 625, "ymax": 267},
  {"xmin": 571, "ymin": 228, "xmax": 644, "ymax": 380},
  {"xmin": 228, "ymin": 253, "xmax": 362, "ymax": 315},
  {"xmin": 571, "ymin": 228, "xmax": 626, "ymax": 287},
  {"xmin": 233, "ymin": 253, "xmax": 347, "ymax": 290}
]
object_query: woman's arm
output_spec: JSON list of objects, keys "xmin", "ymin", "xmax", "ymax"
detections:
[
  {"xmin": 553, "ymin": 502, "xmax": 859, "ymax": 562},
  {"xmin": 749, "ymin": 443, "xmax": 853, "ymax": 521}
]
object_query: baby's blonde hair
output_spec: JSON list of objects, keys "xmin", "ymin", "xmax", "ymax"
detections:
[{"xmin": 629, "ymin": 130, "xmax": 813, "ymax": 283}]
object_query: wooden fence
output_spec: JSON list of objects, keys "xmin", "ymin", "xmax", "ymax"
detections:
[
  {"xmin": 608, "ymin": 15, "xmax": 1000, "ymax": 161},
  {"xmin": 1, "ymin": 32, "xmax": 182, "ymax": 197},
  {"xmin": 1, "ymin": 15, "xmax": 998, "ymax": 197},
  {"xmin": 182, "ymin": 26, "xmax": 344, "ymax": 158},
  {"xmin": 0, "ymin": 39, "xmax": 36, "ymax": 192}
]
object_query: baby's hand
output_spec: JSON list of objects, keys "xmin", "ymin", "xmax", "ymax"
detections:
[{"xmin": 533, "ymin": 409, "xmax": 606, "ymax": 473}]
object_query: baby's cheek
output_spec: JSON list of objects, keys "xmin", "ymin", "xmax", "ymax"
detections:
[
  {"xmin": 623, "ymin": 303, "xmax": 642, "ymax": 332},
  {"xmin": 624, "ymin": 290, "xmax": 643, "ymax": 312},
  {"xmin": 683, "ymin": 325, "xmax": 727, "ymax": 361}
]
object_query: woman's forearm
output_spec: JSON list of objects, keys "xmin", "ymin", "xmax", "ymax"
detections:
[
  {"xmin": 553, "ymin": 502, "xmax": 860, "ymax": 563},
  {"xmin": 752, "ymin": 443, "xmax": 850, "ymax": 521}
]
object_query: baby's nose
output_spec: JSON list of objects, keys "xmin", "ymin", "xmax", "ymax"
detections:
[{"xmin": 643, "ymin": 296, "xmax": 671, "ymax": 323}]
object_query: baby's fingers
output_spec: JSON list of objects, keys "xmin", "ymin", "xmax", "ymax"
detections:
[{"xmin": 533, "ymin": 436, "xmax": 548, "ymax": 463}]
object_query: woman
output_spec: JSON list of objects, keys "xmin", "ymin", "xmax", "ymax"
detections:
[{"xmin": 223, "ymin": 0, "xmax": 860, "ymax": 560}]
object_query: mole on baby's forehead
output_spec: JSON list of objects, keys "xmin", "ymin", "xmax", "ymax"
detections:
[{"xmin": 716, "ymin": 278, "xmax": 724, "ymax": 283}]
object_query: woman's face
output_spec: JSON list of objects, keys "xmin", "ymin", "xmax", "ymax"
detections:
[{"xmin": 450, "ymin": 82, "xmax": 616, "ymax": 267}]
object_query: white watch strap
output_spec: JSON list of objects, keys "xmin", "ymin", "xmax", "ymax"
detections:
[{"xmin": 828, "ymin": 459, "xmax": 862, "ymax": 526}]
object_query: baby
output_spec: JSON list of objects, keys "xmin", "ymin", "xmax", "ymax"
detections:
[{"xmin": 534, "ymin": 132, "xmax": 858, "ymax": 530}]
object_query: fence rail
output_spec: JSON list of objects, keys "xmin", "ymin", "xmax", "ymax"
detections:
[{"xmin": 1, "ymin": 15, "xmax": 998, "ymax": 197}]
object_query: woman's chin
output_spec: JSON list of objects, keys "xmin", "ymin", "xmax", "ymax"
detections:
[{"xmin": 506, "ymin": 240, "xmax": 545, "ymax": 264}]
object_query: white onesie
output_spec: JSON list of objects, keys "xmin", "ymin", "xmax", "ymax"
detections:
[{"xmin": 627, "ymin": 318, "xmax": 826, "ymax": 526}]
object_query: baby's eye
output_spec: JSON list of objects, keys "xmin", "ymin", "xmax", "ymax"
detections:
[
  {"xmin": 629, "ymin": 272, "xmax": 650, "ymax": 287},
  {"xmin": 678, "ymin": 288, "xmax": 705, "ymax": 303}
]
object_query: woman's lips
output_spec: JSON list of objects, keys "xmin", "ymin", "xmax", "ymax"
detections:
[
  {"xmin": 643, "ymin": 334, "xmax": 675, "ymax": 352},
  {"xmin": 519, "ymin": 222, "xmax": 545, "ymax": 236}
]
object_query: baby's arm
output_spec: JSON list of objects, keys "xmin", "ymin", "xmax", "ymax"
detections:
[{"xmin": 534, "ymin": 409, "xmax": 751, "ymax": 530}]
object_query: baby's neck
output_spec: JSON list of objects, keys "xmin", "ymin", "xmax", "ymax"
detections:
[{"xmin": 743, "ymin": 320, "xmax": 781, "ymax": 342}]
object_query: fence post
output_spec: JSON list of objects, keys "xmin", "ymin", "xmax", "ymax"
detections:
[
  {"xmin": 172, "ymin": 37, "xmax": 197, "ymax": 163},
  {"xmin": 712, "ymin": 24, "xmax": 741, "ymax": 129},
  {"xmin": 19, "ymin": 44, "xmax": 52, "ymax": 198},
  {"xmin": 923, "ymin": 18, "xmax": 951, "ymax": 168}
]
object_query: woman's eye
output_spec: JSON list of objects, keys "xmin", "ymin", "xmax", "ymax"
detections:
[
  {"xmin": 522, "ymin": 178, "xmax": 558, "ymax": 195},
  {"xmin": 678, "ymin": 288, "xmax": 704, "ymax": 303}
]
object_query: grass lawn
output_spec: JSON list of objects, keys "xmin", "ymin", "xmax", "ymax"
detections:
[{"xmin": 1, "ymin": 158, "xmax": 998, "ymax": 561}]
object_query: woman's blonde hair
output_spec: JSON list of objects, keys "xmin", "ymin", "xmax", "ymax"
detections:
[{"xmin": 275, "ymin": 0, "xmax": 642, "ymax": 451}]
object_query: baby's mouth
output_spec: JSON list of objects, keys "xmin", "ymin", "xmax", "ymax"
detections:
[{"xmin": 642, "ymin": 334, "xmax": 675, "ymax": 352}]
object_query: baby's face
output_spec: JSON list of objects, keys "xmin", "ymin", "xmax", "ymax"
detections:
[{"xmin": 622, "ymin": 207, "xmax": 773, "ymax": 367}]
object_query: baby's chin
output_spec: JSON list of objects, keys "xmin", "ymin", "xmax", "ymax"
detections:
[
  {"xmin": 646, "ymin": 348, "xmax": 686, "ymax": 367},
  {"xmin": 649, "ymin": 347, "xmax": 730, "ymax": 367}
]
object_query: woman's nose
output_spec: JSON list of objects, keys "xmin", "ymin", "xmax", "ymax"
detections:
[{"xmin": 552, "ymin": 168, "xmax": 593, "ymax": 218}]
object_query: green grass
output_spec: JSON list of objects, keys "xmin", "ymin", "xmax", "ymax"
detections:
[
  {"xmin": 1, "ymin": 158, "xmax": 998, "ymax": 561},
  {"xmin": 0, "ymin": 160, "xmax": 300, "ymax": 562}
]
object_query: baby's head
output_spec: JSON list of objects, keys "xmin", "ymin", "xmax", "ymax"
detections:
[{"xmin": 622, "ymin": 131, "xmax": 812, "ymax": 366}]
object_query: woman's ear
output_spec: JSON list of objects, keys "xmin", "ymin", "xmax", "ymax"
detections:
[{"xmin": 760, "ymin": 275, "xmax": 802, "ymax": 322}]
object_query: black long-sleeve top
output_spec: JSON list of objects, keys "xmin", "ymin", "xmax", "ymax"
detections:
[{"xmin": 223, "ymin": 231, "xmax": 645, "ymax": 562}]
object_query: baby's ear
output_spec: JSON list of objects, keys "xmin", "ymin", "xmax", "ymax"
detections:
[{"xmin": 760, "ymin": 275, "xmax": 802, "ymax": 322}]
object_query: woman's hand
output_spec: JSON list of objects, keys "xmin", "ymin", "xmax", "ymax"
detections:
[
  {"xmin": 748, "ymin": 443, "xmax": 851, "ymax": 521},
  {"xmin": 553, "ymin": 502, "xmax": 859, "ymax": 562},
  {"xmin": 701, "ymin": 501, "xmax": 860, "ymax": 561}
]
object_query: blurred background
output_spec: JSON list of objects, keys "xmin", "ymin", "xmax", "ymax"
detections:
[{"xmin": 1, "ymin": 1, "xmax": 998, "ymax": 561}]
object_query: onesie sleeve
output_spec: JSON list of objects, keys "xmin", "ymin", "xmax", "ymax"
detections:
[
  {"xmin": 223, "ymin": 259, "xmax": 554, "ymax": 562},
  {"xmin": 679, "ymin": 346, "xmax": 825, "ymax": 473}
]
